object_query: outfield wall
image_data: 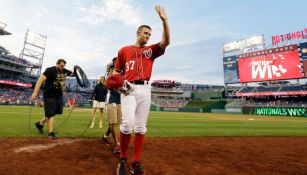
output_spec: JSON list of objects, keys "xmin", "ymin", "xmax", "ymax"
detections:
[{"xmin": 243, "ymin": 106, "xmax": 307, "ymax": 117}]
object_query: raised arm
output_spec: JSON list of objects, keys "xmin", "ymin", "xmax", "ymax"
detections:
[
  {"xmin": 155, "ymin": 5, "xmax": 170, "ymax": 50},
  {"xmin": 31, "ymin": 75, "xmax": 47, "ymax": 100}
]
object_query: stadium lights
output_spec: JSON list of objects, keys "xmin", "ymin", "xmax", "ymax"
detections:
[{"xmin": 26, "ymin": 30, "xmax": 47, "ymax": 48}]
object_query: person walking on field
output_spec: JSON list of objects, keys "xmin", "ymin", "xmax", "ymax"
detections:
[
  {"xmin": 90, "ymin": 76, "xmax": 108, "ymax": 128},
  {"xmin": 102, "ymin": 88, "xmax": 122, "ymax": 154},
  {"xmin": 114, "ymin": 5, "xmax": 170, "ymax": 175},
  {"xmin": 31, "ymin": 59, "xmax": 75, "ymax": 139},
  {"xmin": 102, "ymin": 57, "xmax": 122, "ymax": 154}
]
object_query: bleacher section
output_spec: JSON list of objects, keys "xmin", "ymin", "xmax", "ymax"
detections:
[
  {"xmin": 151, "ymin": 91, "xmax": 190, "ymax": 108},
  {"xmin": 0, "ymin": 46, "xmax": 39, "ymax": 68},
  {"xmin": 192, "ymin": 89, "xmax": 223, "ymax": 100},
  {"xmin": 237, "ymin": 85, "xmax": 307, "ymax": 96},
  {"xmin": 280, "ymin": 85, "xmax": 306, "ymax": 92},
  {"xmin": 0, "ymin": 85, "xmax": 91, "ymax": 105},
  {"xmin": 0, "ymin": 86, "xmax": 32, "ymax": 105},
  {"xmin": 150, "ymin": 80, "xmax": 191, "ymax": 108},
  {"xmin": 238, "ymin": 87, "xmax": 254, "ymax": 93},
  {"xmin": 0, "ymin": 44, "xmax": 39, "ymax": 86},
  {"xmin": 256, "ymin": 86, "xmax": 280, "ymax": 92}
]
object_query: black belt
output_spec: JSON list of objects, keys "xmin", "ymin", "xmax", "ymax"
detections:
[{"xmin": 130, "ymin": 80, "xmax": 148, "ymax": 85}]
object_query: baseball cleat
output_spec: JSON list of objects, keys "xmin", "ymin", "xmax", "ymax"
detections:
[
  {"xmin": 116, "ymin": 158, "xmax": 127, "ymax": 175},
  {"xmin": 130, "ymin": 162, "xmax": 145, "ymax": 175}
]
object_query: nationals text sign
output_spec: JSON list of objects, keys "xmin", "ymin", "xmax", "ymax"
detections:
[
  {"xmin": 238, "ymin": 45, "xmax": 302, "ymax": 82},
  {"xmin": 272, "ymin": 28, "xmax": 307, "ymax": 45}
]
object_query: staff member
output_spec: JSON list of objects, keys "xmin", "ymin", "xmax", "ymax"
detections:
[{"xmin": 31, "ymin": 59, "xmax": 75, "ymax": 139}]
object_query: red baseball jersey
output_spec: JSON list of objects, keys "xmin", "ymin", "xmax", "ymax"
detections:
[{"xmin": 115, "ymin": 43, "xmax": 165, "ymax": 82}]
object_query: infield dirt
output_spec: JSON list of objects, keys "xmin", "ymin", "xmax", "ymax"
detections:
[{"xmin": 0, "ymin": 137, "xmax": 307, "ymax": 175}]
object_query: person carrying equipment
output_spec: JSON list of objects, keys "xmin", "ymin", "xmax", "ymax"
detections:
[{"xmin": 31, "ymin": 59, "xmax": 75, "ymax": 139}]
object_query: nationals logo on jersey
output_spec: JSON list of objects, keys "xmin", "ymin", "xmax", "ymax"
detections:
[{"xmin": 143, "ymin": 48, "xmax": 152, "ymax": 58}]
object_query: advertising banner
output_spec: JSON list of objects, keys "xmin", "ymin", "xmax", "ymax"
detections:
[
  {"xmin": 238, "ymin": 45, "xmax": 302, "ymax": 82},
  {"xmin": 272, "ymin": 28, "xmax": 307, "ymax": 45},
  {"xmin": 159, "ymin": 107, "xmax": 201, "ymax": 112},
  {"xmin": 223, "ymin": 55, "xmax": 239, "ymax": 84},
  {"xmin": 243, "ymin": 106, "xmax": 307, "ymax": 117},
  {"xmin": 0, "ymin": 80, "xmax": 32, "ymax": 87},
  {"xmin": 237, "ymin": 90, "xmax": 307, "ymax": 97},
  {"xmin": 225, "ymin": 107, "xmax": 243, "ymax": 114}
]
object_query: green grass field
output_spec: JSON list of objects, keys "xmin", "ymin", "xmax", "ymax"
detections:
[{"xmin": 1, "ymin": 105, "xmax": 307, "ymax": 137}]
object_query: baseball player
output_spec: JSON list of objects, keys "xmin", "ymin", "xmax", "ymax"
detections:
[{"xmin": 114, "ymin": 5, "xmax": 170, "ymax": 175}]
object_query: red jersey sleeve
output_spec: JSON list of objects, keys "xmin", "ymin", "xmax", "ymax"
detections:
[
  {"xmin": 115, "ymin": 48, "xmax": 125, "ymax": 72},
  {"xmin": 150, "ymin": 43, "xmax": 165, "ymax": 59}
]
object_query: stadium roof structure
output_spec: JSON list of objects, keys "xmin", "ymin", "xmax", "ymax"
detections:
[
  {"xmin": 0, "ymin": 28, "xmax": 11, "ymax": 35},
  {"xmin": 151, "ymin": 80, "xmax": 180, "ymax": 89},
  {"xmin": 0, "ymin": 22, "xmax": 11, "ymax": 35}
]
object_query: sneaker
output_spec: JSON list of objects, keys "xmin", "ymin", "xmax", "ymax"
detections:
[
  {"xmin": 101, "ymin": 136, "xmax": 111, "ymax": 146},
  {"xmin": 48, "ymin": 132, "xmax": 56, "ymax": 139},
  {"xmin": 35, "ymin": 122, "xmax": 44, "ymax": 134},
  {"xmin": 99, "ymin": 122, "xmax": 103, "ymax": 128},
  {"xmin": 130, "ymin": 162, "xmax": 145, "ymax": 175},
  {"xmin": 116, "ymin": 158, "xmax": 127, "ymax": 175},
  {"xmin": 90, "ymin": 123, "xmax": 94, "ymax": 128},
  {"xmin": 113, "ymin": 143, "xmax": 120, "ymax": 154}
]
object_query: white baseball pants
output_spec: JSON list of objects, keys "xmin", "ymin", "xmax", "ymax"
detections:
[{"xmin": 120, "ymin": 84, "xmax": 151, "ymax": 134}]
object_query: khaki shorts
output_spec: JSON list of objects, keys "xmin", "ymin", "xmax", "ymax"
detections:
[{"xmin": 107, "ymin": 103, "xmax": 122, "ymax": 124}]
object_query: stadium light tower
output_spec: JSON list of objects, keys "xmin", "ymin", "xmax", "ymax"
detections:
[{"xmin": 19, "ymin": 29, "xmax": 47, "ymax": 76}]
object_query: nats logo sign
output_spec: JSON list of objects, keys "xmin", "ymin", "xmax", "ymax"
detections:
[{"xmin": 143, "ymin": 48, "xmax": 152, "ymax": 58}]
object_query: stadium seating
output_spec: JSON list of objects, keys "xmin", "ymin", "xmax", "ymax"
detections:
[
  {"xmin": 0, "ymin": 87, "xmax": 33, "ymax": 105},
  {"xmin": 0, "ymin": 86, "xmax": 92, "ymax": 105},
  {"xmin": 238, "ymin": 85, "xmax": 307, "ymax": 95},
  {"xmin": 151, "ymin": 81, "xmax": 191, "ymax": 108},
  {"xmin": 279, "ymin": 85, "xmax": 305, "ymax": 92}
]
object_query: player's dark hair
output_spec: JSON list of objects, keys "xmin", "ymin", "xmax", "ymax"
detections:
[
  {"xmin": 56, "ymin": 59, "xmax": 67, "ymax": 65},
  {"xmin": 137, "ymin": 25, "xmax": 151, "ymax": 32}
]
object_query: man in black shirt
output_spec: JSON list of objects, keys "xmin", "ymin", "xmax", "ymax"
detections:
[{"xmin": 31, "ymin": 59, "xmax": 75, "ymax": 139}]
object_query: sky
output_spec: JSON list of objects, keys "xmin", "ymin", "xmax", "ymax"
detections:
[{"xmin": 1, "ymin": 0, "xmax": 307, "ymax": 85}]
